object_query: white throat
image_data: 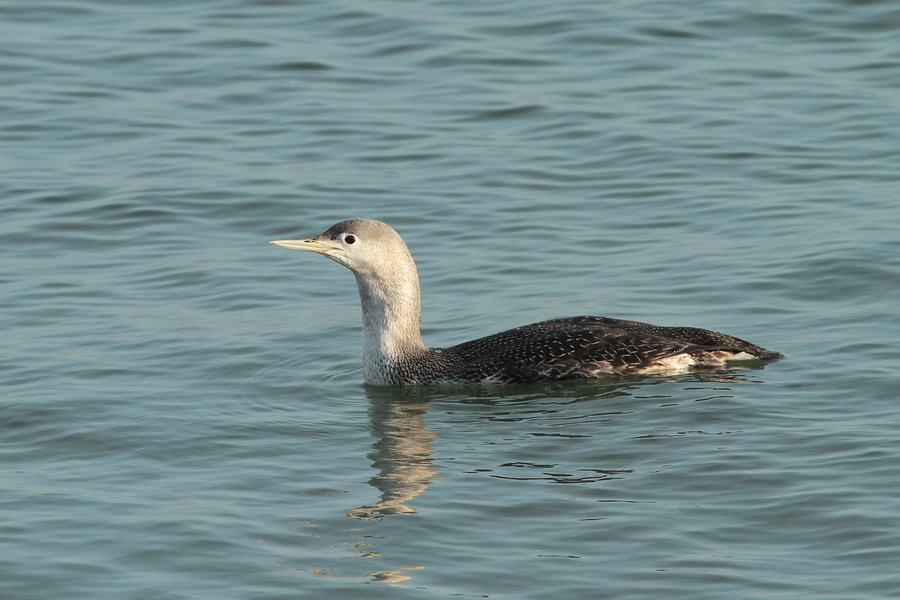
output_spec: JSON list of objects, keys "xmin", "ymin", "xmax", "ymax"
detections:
[{"xmin": 354, "ymin": 268, "xmax": 426, "ymax": 384}]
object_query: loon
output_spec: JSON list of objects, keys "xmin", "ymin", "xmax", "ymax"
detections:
[{"xmin": 270, "ymin": 219, "xmax": 781, "ymax": 385}]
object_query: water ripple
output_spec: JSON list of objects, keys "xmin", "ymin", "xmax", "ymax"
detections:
[{"xmin": 3, "ymin": 0, "xmax": 900, "ymax": 598}]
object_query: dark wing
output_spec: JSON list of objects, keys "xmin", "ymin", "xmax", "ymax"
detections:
[
  {"xmin": 442, "ymin": 316, "xmax": 697, "ymax": 382},
  {"xmin": 598, "ymin": 316, "xmax": 783, "ymax": 360}
]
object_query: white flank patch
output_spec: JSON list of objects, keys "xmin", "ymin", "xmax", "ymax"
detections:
[
  {"xmin": 726, "ymin": 352, "xmax": 758, "ymax": 362},
  {"xmin": 639, "ymin": 353, "xmax": 697, "ymax": 374}
]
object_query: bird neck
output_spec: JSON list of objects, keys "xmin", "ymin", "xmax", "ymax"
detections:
[{"xmin": 354, "ymin": 265, "xmax": 427, "ymax": 383}]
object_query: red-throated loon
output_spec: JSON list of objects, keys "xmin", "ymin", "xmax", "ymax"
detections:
[{"xmin": 271, "ymin": 219, "xmax": 782, "ymax": 385}]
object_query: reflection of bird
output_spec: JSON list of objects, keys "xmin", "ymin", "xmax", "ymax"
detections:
[
  {"xmin": 271, "ymin": 219, "xmax": 782, "ymax": 385},
  {"xmin": 346, "ymin": 396, "xmax": 437, "ymax": 521}
]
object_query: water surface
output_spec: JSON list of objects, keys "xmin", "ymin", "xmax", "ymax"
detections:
[{"xmin": 3, "ymin": 0, "xmax": 900, "ymax": 598}]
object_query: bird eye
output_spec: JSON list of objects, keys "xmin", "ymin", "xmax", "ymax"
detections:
[{"xmin": 344, "ymin": 234, "xmax": 356, "ymax": 244}]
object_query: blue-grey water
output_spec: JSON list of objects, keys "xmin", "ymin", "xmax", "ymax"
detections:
[{"xmin": 3, "ymin": 0, "xmax": 900, "ymax": 598}]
